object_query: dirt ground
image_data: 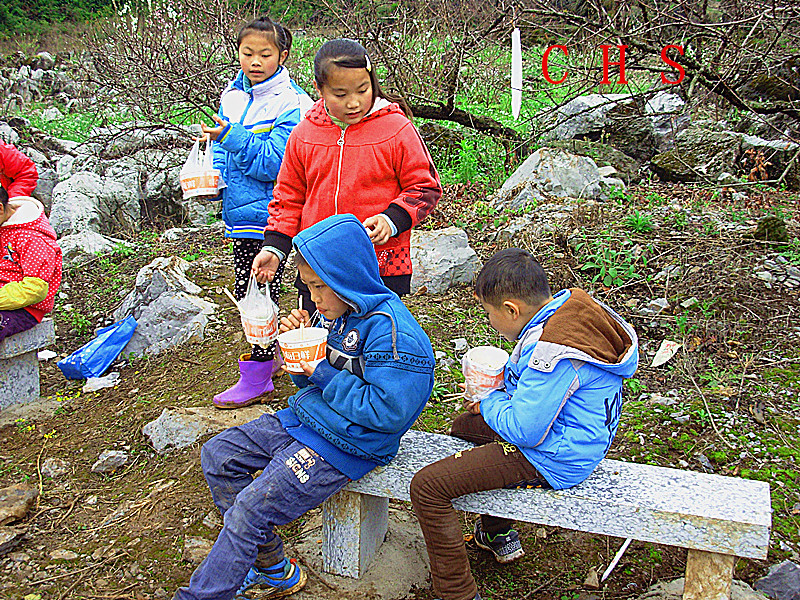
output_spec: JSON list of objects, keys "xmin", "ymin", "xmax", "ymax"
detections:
[{"xmin": 1, "ymin": 182, "xmax": 799, "ymax": 599}]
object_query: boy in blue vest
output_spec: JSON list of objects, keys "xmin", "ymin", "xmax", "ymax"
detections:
[
  {"xmin": 173, "ymin": 214, "xmax": 435, "ymax": 600},
  {"xmin": 410, "ymin": 248, "xmax": 639, "ymax": 600}
]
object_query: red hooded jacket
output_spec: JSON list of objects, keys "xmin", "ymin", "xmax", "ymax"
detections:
[
  {"xmin": 264, "ymin": 98, "xmax": 441, "ymax": 276},
  {"xmin": 0, "ymin": 197, "xmax": 62, "ymax": 321},
  {"xmin": 0, "ymin": 143, "xmax": 38, "ymax": 198}
]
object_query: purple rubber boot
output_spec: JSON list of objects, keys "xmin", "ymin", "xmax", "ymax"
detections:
[{"xmin": 213, "ymin": 354, "xmax": 274, "ymax": 409}]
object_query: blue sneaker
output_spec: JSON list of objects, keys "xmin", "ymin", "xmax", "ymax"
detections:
[
  {"xmin": 473, "ymin": 520, "xmax": 524, "ymax": 563},
  {"xmin": 235, "ymin": 559, "xmax": 307, "ymax": 599}
]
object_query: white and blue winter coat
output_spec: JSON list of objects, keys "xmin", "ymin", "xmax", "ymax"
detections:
[
  {"xmin": 213, "ymin": 67, "xmax": 312, "ymax": 238},
  {"xmin": 275, "ymin": 214, "xmax": 435, "ymax": 479},
  {"xmin": 480, "ymin": 288, "xmax": 639, "ymax": 489}
]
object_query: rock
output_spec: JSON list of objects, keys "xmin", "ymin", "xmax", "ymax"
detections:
[
  {"xmin": 755, "ymin": 560, "xmax": 800, "ymax": 600},
  {"xmin": 636, "ymin": 577, "xmax": 767, "ymax": 599},
  {"xmin": 142, "ymin": 405, "xmax": 273, "ymax": 454},
  {"xmin": 752, "ymin": 215, "xmax": 789, "ymax": 244},
  {"xmin": 183, "ymin": 536, "xmax": 214, "ymax": 564},
  {"xmin": 0, "ymin": 526, "xmax": 26, "ymax": 556},
  {"xmin": 410, "ymin": 228, "xmax": 480, "ymax": 294},
  {"xmin": 542, "ymin": 93, "xmax": 658, "ymax": 161},
  {"xmin": 645, "ymin": 91, "xmax": 691, "ymax": 151},
  {"xmin": 492, "ymin": 147, "xmax": 625, "ymax": 206},
  {"xmin": 32, "ymin": 52, "xmax": 56, "ymax": 70},
  {"xmin": 584, "ymin": 566, "xmax": 600, "ymax": 588},
  {"xmin": 49, "ymin": 549, "xmax": 80, "ymax": 561},
  {"xmin": 0, "ymin": 122, "xmax": 20, "ymax": 144},
  {"xmin": 41, "ymin": 457, "xmax": 70, "ymax": 479},
  {"xmin": 114, "ymin": 256, "xmax": 202, "ymax": 320},
  {"xmin": 57, "ymin": 231, "xmax": 125, "ymax": 265},
  {"xmin": 41, "ymin": 107, "xmax": 63, "ymax": 122},
  {"xmin": 547, "ymin": 139, "xmax": 642, "ymax": 185},
  {"xmin": 113, "ymin": 256, "xmax": 217, "ymax": 356},
  {"xmin": 0, "ymin": 484, "xmax": 38, "ymax": 526},
  {"xmin": 91, "ymin": 450, "xmax": 130, "ymax": 474},
  {"xmin": 650, "ymin": 126, "xmax": 800, "ymax": 188}
]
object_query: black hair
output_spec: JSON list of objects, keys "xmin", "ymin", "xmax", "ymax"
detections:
[
  {"xmin": 0, "ymin": 187, "xmax": 7, "ymax": 208},
  {"xmin": 237, "ymin": 16, "xmax": 293, "ymax": 60},
  {"xmin": 293, "ymin": 249, "xmax": 308, "ymax": 268},
  {"xmin": 313, "ymin": 38, "xmax": 412, "ymax": 118},
  {"xmin": 475, "ymin": 248, "xmax": 551, "ymax": 308}
]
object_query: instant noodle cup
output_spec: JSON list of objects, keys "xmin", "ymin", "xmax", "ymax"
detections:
[
  {"xmin": 277, "ymin": 327, "xmax": 328, "ymax": 373},
  {"xmin": 240, "ymin": 308, "xmax": 279, "ymax": 347},
  {"xmin": 462, "ymin": 345, "xmax": 509, "ymax": 401}
]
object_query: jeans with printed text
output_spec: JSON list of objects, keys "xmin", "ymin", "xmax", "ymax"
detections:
[{"xmin": 172, "ymin": 413, "xmax": 350, "ymax": 600}]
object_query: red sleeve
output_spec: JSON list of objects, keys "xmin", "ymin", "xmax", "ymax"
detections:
[
  {"xmin": 0, "ymin": 144, "xmax": 38, "ymax": 198},
  {"xmin": 267, "ymin": 132, "xmax": 307, "ymax": 238},
  {"xmin": 390, "ymin": 122, "xmax": 441, "ymax": 228}
]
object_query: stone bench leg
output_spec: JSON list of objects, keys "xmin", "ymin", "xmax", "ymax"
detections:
[
  {"xmin": 683, "ymin": 549, "xmax": 735, "ymax": 600},
  {"xmin": 322, "ymin": 490, "xmax": 389, "ymax": 578},
  {"xmin": 0, "ymin": 351, "xmax": 40, "ymax": 411}
]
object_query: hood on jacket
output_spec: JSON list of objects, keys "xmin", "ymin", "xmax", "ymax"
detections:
[
  {"xmin": 522, "ymin": 288, "xmax": 639, "ymax": 379},
  {"xmin": 2, "ymin": 197, "xmax": 54, "ymax": 239},
  {"xmin": 293, "ymin": 214, "xmax": 396, "ymax": 316}
]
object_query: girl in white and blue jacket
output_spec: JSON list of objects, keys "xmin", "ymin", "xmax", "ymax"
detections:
[
  {"xmin": 201, "ymin": 16, "xmax": 313, "ymax": 409},
  {"xmin": 410, "ymin": 248, "xmax": 639, "ymax": 600}
]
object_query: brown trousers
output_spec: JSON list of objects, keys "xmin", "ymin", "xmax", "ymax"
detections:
[{"xmin": 410, "ymin": 413, "xmax": 549, "ymax": 600}]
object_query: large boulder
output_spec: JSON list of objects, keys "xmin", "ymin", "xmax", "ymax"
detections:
[
  {"xmin": 645, "ymin": 91, "xmax": 691, "ymax": 151},
  {"xmin": 650, "ymin": 126, "xmax": 800, "ymax": 188},
  {"xmin": 542, "ymin": 93, "xmax": 659, "ymax": 162},
  {"xmin": 491, "ymin": 147, "xmax": 625, "ymax": 208},
  {"xmin": 411, "ymin": 228, "xmax": 481, "ymax": 294},
  {"xmin": 546, "ymin": 139, "xmax": 641, "ymax": 185},
  {"xmin": 114, "ymin": 256, "xmax": 217, "ymax": 356},
  {"xmin": 50, "ymin": 171, "xmax": 140, "ymax": 236}
]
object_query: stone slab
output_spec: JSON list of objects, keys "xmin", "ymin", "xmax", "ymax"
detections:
[
  {"xmin": 341, "ymin": 429, "xmax": 771, "ymax": 560},
  {"xmin": 0, "ymin": 319, "xmax": 55, "ymax": 411},
  {"xmin": 0, "ymin": 318, "xmax": 55, "ymax": 359}
]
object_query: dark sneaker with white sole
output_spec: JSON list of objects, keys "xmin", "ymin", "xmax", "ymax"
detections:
[{"xmin": 473, "ymin": 520, "xmax": 525, "ymax": 563}]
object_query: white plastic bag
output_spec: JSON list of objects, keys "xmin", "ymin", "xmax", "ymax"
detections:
[
  {"xmin": 238, "ymin": 274, "xmax": 279, "ymax": 346},
  {"xmin": 180, "ymin": 137, "xmax": 221, "ymax": 199}
]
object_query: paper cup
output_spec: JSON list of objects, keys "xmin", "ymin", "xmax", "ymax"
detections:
[
  {"xmin": 240, "ymin": 309, "xmax": 278, "ymax": 347},
  {"xmin": 277, "ymin": 327, "xmax": 328, "ymax": 373},
  {"xmin": 180, "ymin": 169, "xmax": 221, "ymax": 199},
  {"xmin": 463, "ymin": 346, "xmax": 508, "ymax": 401}
]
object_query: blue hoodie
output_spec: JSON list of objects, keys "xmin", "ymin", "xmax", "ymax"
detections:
[
  {"xmin": 276, "ymin": 214, "xmax": 435, "ymax": 479},
  {"xmin": 480, "ymin": 288, "xmax": 639, "ymax": 489}
]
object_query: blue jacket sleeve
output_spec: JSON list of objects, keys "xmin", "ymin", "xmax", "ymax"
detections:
[
  {"xmin": 307, "ymin": 331, "xmax": 432, "ymax": 435},
  {"xmin": 216, "ymin": 108, "xmax": 301, "ymax": 182},
  {"xmin": 212, "ymin": 106, "xmax": 227, "ymax": 176},
  {"xmin": 480, "ymin": 359, "xmax": 579, "ymax": 449}
]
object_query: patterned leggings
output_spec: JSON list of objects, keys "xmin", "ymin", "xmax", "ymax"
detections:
[{"xmin": 231, "ymin": 238, "xmax": 284, "ymax": 361}]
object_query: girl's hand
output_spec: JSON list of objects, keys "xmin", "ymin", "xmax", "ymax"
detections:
[
  {"xmin": 200, "ymin": 115, "xmax": 228, "ymax": 141},
  {"xmin": 252, "ymin": 249, "xmax": 280, "ymax": 283},
  {"xmin": 279, "ymin": 309, "xmax": 311, "ymax": 333},
  {"xmin": 363, "ymin": 214, "xmax": 392, "ymax": 245}
]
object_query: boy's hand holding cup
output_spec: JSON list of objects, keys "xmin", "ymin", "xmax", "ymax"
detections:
[{"xmin": 462, "ymin": 346, "xmax": 509, "ymax": 405}]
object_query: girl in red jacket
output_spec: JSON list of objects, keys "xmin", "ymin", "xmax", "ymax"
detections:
[
  {"xmin": 0, "ymin": 186, "xmax": 62, "ymax": 342},
  {"xmin": 253, "ymin": 38, "xmax": 442, "ymax": 313}
]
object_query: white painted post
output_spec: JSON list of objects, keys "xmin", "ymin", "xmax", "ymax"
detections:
[
  {"xmin": 322, "ymin": 490, "xmax": 389, "ymax": 578},
  {"xmin": 683, "ymin": 549, "xmax": 735, "ymax": 600}
]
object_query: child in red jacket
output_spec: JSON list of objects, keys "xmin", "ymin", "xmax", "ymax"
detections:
[
  {"xmin": 253, "ymin": 38, "xmax": 441, "ymax": 311},
  {"xmin": 0, "ymin": 142, "xmax": 38, "ymax": 198},
  {"xmin": 0, "ymin": 187, "xmax": 62, "ymax": 342}
]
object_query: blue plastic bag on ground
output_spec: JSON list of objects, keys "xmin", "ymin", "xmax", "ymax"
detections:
[{"xmin": 58, "ymin": 315, "xmax": 137, "ymax": 379}]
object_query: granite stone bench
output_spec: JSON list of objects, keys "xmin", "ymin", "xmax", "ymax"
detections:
[
  {"xmin": 321, "ymin": 429, "xmax": 771, "ymax": 600},
  {"xmin": 0, "ymin": 318, "xmax": 55, "ymax": 411}
]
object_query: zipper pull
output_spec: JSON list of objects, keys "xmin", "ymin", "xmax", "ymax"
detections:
[{"xmin": 337, "ymin": 130, "xmax": 345, "ymax": 146}]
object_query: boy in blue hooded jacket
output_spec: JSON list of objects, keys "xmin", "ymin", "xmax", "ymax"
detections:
[
  {"xmin": 173, "ymin": 214, "xmax": 435, "ymax": 600},
  {"xmin": 410, "ymin": 248, "xmax": 639, "ymax": 600}
]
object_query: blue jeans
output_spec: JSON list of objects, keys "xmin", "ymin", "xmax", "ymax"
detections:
[{"xmin": 173, "ymin": 413, "xmax": 350, "ymax": 600}]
